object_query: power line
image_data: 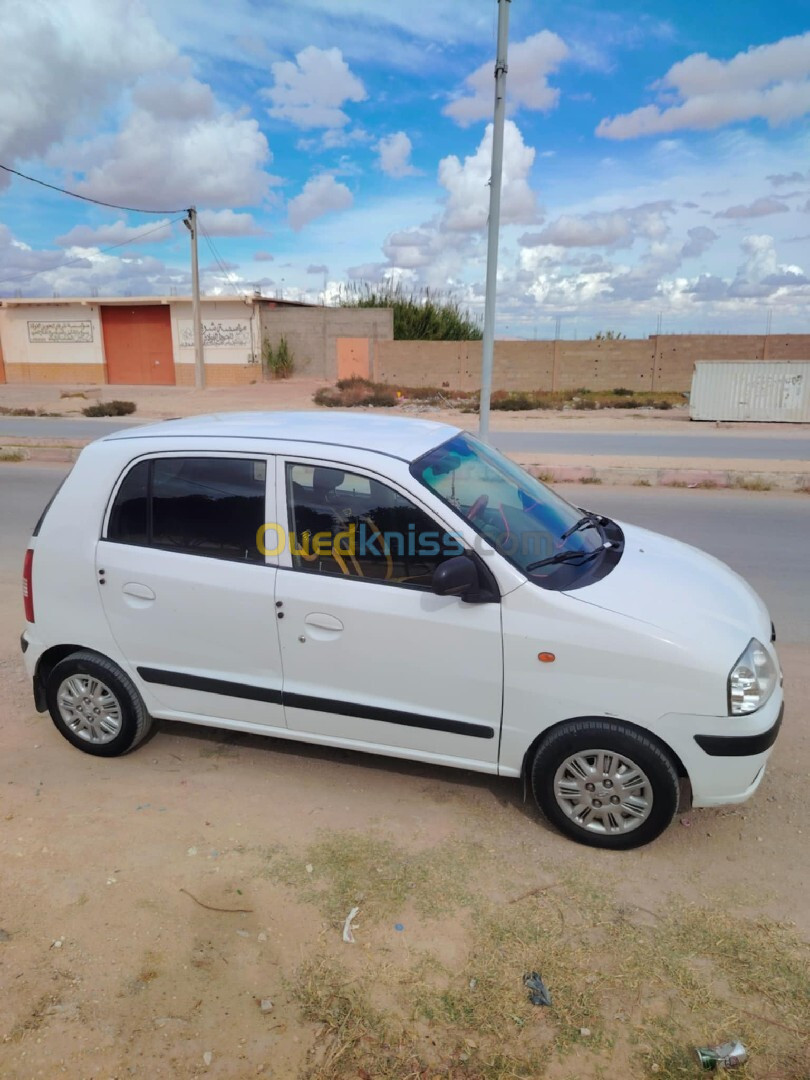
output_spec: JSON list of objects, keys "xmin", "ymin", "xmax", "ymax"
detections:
[
  {"xmin": 0, "ymin": 162, "xmax": 187, "ymax": 215},
  {"xmin": 0, "ymin": 217, "xmax": 184, "ymax": 288},
  {"xmin": 199, "ymin": 222, "xmax": 244, "ymax": 297}
]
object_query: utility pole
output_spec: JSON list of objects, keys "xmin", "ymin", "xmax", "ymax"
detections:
[
  {"xmin": 479, "ymin": 0, "xmax": 511, "ymax": 443},
  {"xmin": 183, "ymin": 207, "xmax": 205, "ymax": 389}
]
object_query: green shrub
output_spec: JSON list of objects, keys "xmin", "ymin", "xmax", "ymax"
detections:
[
  {"xmin": 338, "ymin": 281, "xmax": 482, "ymax": 340},
  {"xmin": 82, "ymin": 400, "xmax": 136, "ymax": 417},
  {"xmin": 262, "ymin": 334, "xmax": 295, "ymax": 379},
  {"xmin": 612, "ymin": 387, "xmax": 633, "ymax": 396}
]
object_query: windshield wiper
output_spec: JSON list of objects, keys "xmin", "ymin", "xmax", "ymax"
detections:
[
  {"xmin": 526, "ymin": 542, "xmax": 612, "ymax": 573},
  {"xmin": 560, "ymin": 512, "xmax": 606, "ymax": 542}
]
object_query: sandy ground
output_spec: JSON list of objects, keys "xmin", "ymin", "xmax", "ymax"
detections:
[
  {"xmin": 3, "ymin": 377, "xmax": 809, "ymax": 437},
  {"xmin": 1, "ymin": 384, "xmax": 808, "ymax": 1076},
  {"xmin": 1, "ymin": 565, "xmax": 808, "ymax": 1078}
]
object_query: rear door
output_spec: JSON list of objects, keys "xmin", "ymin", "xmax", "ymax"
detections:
[
  {"xmin": 273, "ymin": 457, "xmax": 503, "ymax": 770},
  {"xmin": 97, "ymin": 453, "xmax": 284, "ymax": 729}
]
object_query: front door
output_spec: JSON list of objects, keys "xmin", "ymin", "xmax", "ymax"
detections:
[
  {"xmin": 97, "ymin": 454, "xmax": 283, "ymax": 729},
  {"xmin": 273, "ymin": 458, "xmax": 503, "ymax": 770}
]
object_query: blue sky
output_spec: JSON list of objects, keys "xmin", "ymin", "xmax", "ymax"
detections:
[{"xmin": 0, "ymin": 0, "xmax": 808, "ymax": 337}]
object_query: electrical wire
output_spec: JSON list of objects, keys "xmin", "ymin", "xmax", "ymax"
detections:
[
  {"xmin": 0, "ymin": 217, "xmax": 184, "ymax": 288},
  {"xmin": 0, "ymin": 162, "xmax": 188, "ymax": 215},
  {"xmin": 199, "ymin": 222, "xmax": 245, "ymax": 297}
]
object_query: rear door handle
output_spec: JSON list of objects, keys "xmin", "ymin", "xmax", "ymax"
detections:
[
  {"xmin": 304, "ymin": 612, "xmax": 344, "ymax": 632},
  {"xmin": 122, "ymin": 583, "xmax": 156, "ymax": 601}
]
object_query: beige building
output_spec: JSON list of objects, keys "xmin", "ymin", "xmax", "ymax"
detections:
[{"xmin": 0, "ymin": 295, "xmax": 393, "ymax": 386}]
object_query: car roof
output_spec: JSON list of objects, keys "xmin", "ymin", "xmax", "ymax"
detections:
[{"xmin": 102, "ymin": 411, "xmax": 462, "ymax": 462}]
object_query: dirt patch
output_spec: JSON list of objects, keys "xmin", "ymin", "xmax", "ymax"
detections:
[{"xmin": 1, "ymin": 563, "xmax": 808, "ymax": 1079}]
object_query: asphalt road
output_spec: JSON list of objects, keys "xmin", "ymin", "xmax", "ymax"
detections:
[
  {"xmin": 494, "ymin": 429, "xmax": 810, "ymax": 460},
  {"xmin": 1, "ymin": 464, "xmax": 807, "ymax": 644},
  {"xmin": 0, "ymin": 416, "xmax": 809, "ymax": 459}
]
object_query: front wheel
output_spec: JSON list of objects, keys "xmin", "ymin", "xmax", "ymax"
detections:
[
  {"xmin": 45, "ymin": 651, "xmax": 152, "ymax": 757},
  {"xmin": 530, "ymin": 719, "xmax": 679, "ymax": 850}
]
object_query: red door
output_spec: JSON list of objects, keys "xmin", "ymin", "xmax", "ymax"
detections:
[{"xmin": 101, "ymin": 305, "xmax": 175, "ymax": 385}]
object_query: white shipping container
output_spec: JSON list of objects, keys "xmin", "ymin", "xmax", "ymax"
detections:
[{"xmin": 690, "ymin": 361, "xmax": 810, "ymax": 422}]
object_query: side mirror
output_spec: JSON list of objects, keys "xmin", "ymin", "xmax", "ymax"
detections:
[{"xmin": 431, "ymin": 555, "xmax": 479, "ymax": 600}]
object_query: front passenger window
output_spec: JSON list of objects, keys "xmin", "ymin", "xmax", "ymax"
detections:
[{"xmin": 286, "ymin": 464, "xmax": 461, "ymax": 587}]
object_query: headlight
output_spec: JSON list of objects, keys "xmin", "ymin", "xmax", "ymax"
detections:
[{"xmin": 728, "ymin": 638, "xmax": 777, "ymax": 715}]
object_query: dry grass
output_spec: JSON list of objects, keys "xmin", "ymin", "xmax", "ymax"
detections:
[
  {"xmin": 0, "ymin": 449, "xmax": 25, "ymax": 462},
  {"xmin": 264, "ymin": 831, "xmax": 810, "ymax": 1080},
  {"xmin": 264, "ymin": 830, "xmax": 480, "ymax": 925},
  {"xmin": 733, "ymin": 477, "xmax": 773, "ymax": 492},
  {"xmin": 578, "ymin": 476, "xmax": 603, "ymax": 484},
  {"xmin": 0, "ymin": 406, "xmax": 63, "ymax": 417},
  {"xmin": 312, "ymin": 380, "xmax": 686, "ymax": 413}
]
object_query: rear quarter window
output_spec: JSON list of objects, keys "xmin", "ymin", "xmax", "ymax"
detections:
[{"xmin": 106, "ymin": 457, "xmax": 267, "ymax": 563}]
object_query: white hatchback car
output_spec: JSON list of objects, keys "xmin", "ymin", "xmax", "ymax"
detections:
[{"xmin": 20, "ymin": 412, "xmax": 783, "ymax": 849}]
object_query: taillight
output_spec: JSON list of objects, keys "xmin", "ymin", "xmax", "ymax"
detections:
[{"xmin": 22, "ymin": 549, "xmax": 34, "ymax": 623}]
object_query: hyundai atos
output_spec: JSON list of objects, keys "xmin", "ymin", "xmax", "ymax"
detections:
[{"xmin": 20, "ymin": 412, "xmax": 783, "ymax": 849}]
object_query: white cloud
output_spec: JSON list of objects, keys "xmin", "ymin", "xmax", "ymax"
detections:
[
  {"xmin": 444, "ymin": 31, "xmax": 569, "ymax": 126},
  {"xmin": 198, "ymin": 209, "xmax": 263, "ymax": 235},
  {"xmin": 288, "ymin": 173, "xmax": 353, "ymax": 230},
  {"xmin": 767, "ymin": 170, "xmax": 809, "ymax": 186},
  {"xmin": 376, "ymin": 132, "xmax": 418, "ymax": 178},
  {"xmin": 527, "ymin": 212, "xmax": 633, "ymax": 248},
  {"xmin": 714, "ymin": 196, "xmax": 789, "ymax": 219},
  {"xmin": 264, "ymin": 45, "xmax": 366, "ymax": 129},
  {"xmin": 253, "ymin": 251, "xmax": 274, "ymax": 262},
  {"xmin": 522, "ymin": 201, "xmax": 674, "ymax": 249},
  {"xmin": 681, "ymin": 225, "xmax": 718, "ymax": 258},
  {"xmin": 597, "ymin": 33, "xmax": 810, "ymax": 139},
  {"xmin": 439, "ymin": 120, "xmax": 538, "ymax": 231},
  {"xmin": 67, "ymin": 77, "xmax": 274, "ymax": 209},
  {"xmin": 55, "ymin": 218, "xmax": 174, "ymax": 247},
  {"xmin": 0, "ymin": 0, "xmax": 174, "ymax": 176},
  {"xmin": 0, "ymin": 220, "xmax": 187, "ymax": 295}
]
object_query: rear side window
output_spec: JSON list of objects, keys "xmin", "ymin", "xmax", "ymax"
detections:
[
  {"xmin": 107, "ymin": 461, "xmax": 148, "ymax": 544},
  {"xmin": 107, "ymin": 457, "xmax": 267, "ymax": 563}
]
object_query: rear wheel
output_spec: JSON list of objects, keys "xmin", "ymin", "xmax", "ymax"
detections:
[
  {"xmin": 45, "ymin": 651, "xmax": 152, "ymax": 757},
  {"xmin": 530, "ymin": 719, "xmax": 679, "ymax": 849}
]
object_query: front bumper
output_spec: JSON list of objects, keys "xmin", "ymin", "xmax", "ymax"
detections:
[{"xmin": 655, "ymin": 687, "xmax": 784, "ymax": 808}]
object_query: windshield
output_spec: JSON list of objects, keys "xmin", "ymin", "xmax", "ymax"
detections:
[{"xmin": 411, "ymin": 433, "xmax": 604, "ymax": 580}]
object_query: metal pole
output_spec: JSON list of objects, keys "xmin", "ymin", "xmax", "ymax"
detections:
[
  {"xmin": 186, "ymin": 207, "xmax": 205, "ymax": 389},
  {"xmin": 479, "ymin": 0, "xmax": 510, "ymax": 442}
]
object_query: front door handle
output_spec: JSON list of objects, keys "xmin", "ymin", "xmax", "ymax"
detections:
[
  {"xmin": 122, "ymin": 582, "xmax": 156, "ymax": 601},
  {"xmin": 304, "ymin": 612, "xmax": 344, "ymax": 632}
]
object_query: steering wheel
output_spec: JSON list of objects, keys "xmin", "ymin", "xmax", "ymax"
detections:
[{"xmin": 468, "ymin": 493, "xmax": 489, "ymax": 521}]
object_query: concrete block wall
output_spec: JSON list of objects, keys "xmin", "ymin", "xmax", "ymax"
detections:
[
  {"xmin": 260, "ymin": 305, "xmax": 393, "ymax": 379},
  {"xmin": 372, "ymin": 335, "xmax": 810, "ymax": 392}
]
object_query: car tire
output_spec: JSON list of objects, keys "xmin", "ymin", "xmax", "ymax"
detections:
[
  {"xmin": 530, "ymin": 719, "xmax": 680, "ymax": 850},
  {"xmin": 45, "ymin": 651, "xmax": 152, "ymax": 758}
]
